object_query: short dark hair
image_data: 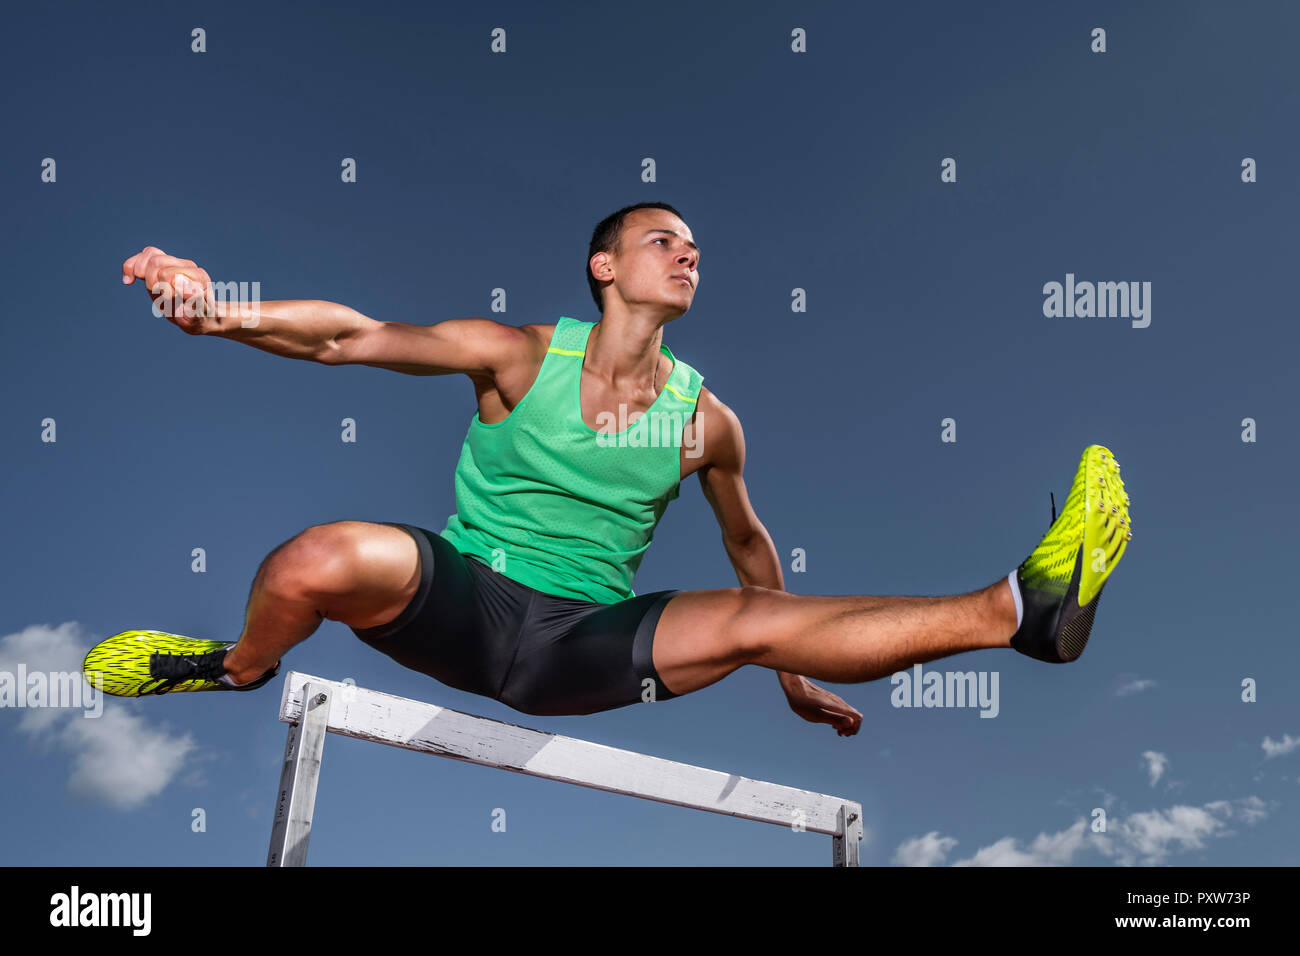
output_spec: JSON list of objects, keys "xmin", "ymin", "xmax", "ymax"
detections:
[{"xmin": 586, "ymin": 202, "xmax": 685, "ymax": 314}]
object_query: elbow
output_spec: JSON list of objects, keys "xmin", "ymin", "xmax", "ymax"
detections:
[
  {"xmin": 318, "ymin": 313, "xmax": 379, "ymax": 366},
  {"xmin": 722, "ymin": 529, "xmax": 763, "ymax": 556},
  {"xmin": 314, "ymin": 338, "xmax": 347, "ymax": 365}
]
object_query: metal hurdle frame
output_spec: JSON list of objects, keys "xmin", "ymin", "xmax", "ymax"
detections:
[{"xmin": 267, "ymin": 670, "xmax": 863, "ymax": 866}]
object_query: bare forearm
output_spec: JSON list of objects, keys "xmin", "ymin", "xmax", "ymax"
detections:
[
  {"xmin": 206, "ymin": 299, "xmax": 377, "ymax": 363},
  {"xmin": 723, "ymin": 528, "xmax": 807, "ymax": 695}
]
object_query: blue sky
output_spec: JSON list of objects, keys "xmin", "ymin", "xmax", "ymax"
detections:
[{"xmin": 1, "ymin": 0, "xmax": 1296, "ymax": 866}]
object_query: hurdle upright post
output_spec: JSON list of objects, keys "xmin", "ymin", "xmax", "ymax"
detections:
[
  {"xmin": 266, "ymin": 681, "xmax": 331, "ymax": 866},
  {"xmin": 266, "ymin": 670, "xmax": 863, "ymax": 866}
]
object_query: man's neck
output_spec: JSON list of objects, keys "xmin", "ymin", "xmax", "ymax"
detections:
[{"xmin": 585, "ymin": 313, "xmax": 665, "ymax": 390}]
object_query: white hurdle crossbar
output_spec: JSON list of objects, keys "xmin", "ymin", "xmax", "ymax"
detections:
[{"xmin": 267, "ymin": 671, "xmax": 863, "ymax": 866}]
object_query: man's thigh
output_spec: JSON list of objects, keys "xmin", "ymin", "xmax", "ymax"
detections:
[{"xmin": 651, "ymin": 587, "xmax": 771, "ymax": 697}]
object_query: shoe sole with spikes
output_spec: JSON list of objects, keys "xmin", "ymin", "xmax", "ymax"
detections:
[{"xmin": 1010, "ymin": 445, "xmax": 1131, "ymax": 663}]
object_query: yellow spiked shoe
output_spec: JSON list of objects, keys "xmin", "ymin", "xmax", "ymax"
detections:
[
  {"xmin": 1010, "ymin": 445, "xmax": 1131, "ymax": 663},
  {"xmin": 82, "ymin": 630, "xmax": 279, "ymax": 697}
]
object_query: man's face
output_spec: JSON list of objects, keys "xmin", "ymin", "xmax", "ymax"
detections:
[{"xmin": 596, "ymin": 209, "xmax": 700, "ymax": 316}]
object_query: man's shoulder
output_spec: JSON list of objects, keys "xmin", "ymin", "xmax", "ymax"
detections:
[
  {"xmin": 695, "ymin": 385, "xmax": 738, "ymax": 422},
  {"xmin": 518, "ymin": 322, "xmax": 557, "ymax": 343},
  {"xmin": 692, "ymin": 386, "xmax": 744, "ymax": 472},
  {"xmin": 503, "ymin": 323, "xmax": 558, "ymax": 368},
  {"xmin": 523, "ymin": 320, "xmax": 594, "ymax": 355}
]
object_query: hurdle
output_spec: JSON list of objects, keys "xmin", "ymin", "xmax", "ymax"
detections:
[{"xmin": 267, "ymin": 670, "xmax": 863, "ymax": 866}]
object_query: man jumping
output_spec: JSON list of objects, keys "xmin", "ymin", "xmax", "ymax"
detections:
[{"xmin": 83, "ymin": 203, "xmax": 1131, "ymax": 736}]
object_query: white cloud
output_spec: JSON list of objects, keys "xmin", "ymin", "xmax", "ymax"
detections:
[
  {"xmin": 1141, "ymin": 750, "xmax": 1167, "ymax": 787},
  {"xmin": 0, "ymin": 622, "xmax": 198, "ymax": 810},
  {"xmin": 894, "ymin": 797, "xmax": 1270, "ymax": 867},
  {"xmin": 1262, "ymin": 734, "xmax": 1300, "ymax": 759},
  {"xmin": 1227, "ymin": 795, "xmax": 1267, "ymax": 825},
  {"xmin": 60, "ymin": 705, "xmax": 198, "ymax": 809},
  {"xmin": 1115, "ymin": 678, "xmax": 1156, "ymax": 697},
  {"xmin": 892, "ymin": 831, "xmax": 957, "ymax": 867},
  {"xmin": 1108, "ymin": 805, "xmax": 1223, "ymax": 865},
  {"xmin": 952, "ymin": 819, "xmax": 1089, "ymax": 867}
]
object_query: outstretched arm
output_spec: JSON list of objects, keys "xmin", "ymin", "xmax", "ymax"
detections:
[{"xmin": 121, "ymin": 245, "xmax": 528, "ymax": 374}]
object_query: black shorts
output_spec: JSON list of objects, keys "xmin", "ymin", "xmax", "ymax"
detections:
[{"xmin": 349, "ymin": 523, "xmax": 683, "ymax": 716}]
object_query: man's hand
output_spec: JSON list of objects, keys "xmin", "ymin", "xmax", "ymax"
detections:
[
  {"xmin": 122, "ymin": 246, "xmax": 218, "ymax": 333},
  {"xmin": 784, "ymin": 678, "xmax": 863, "ymax": 737}
]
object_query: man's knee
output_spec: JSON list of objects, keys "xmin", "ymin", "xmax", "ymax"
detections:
[
  {"xmin": 261, "ymin": 522, "xmax": 378, "ymax": 603},
  {"xmin": 728, "ymin": 585, "xmax": 782, "ymax": 663}
]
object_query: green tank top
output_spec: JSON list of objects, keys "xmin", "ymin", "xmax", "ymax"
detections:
[{"xmin": 439, "ymin": 316, "xmax": 705, "ymax": 603}]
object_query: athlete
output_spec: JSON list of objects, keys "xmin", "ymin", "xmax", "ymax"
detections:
[{"xmin": 84, "ymin": 202, "xmax": 1131, "ymax": 736}]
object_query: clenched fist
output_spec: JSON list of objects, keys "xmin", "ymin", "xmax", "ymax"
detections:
[{"xmin": 121, "ymin": 246, "xmax": 219, "ymax": 333}]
